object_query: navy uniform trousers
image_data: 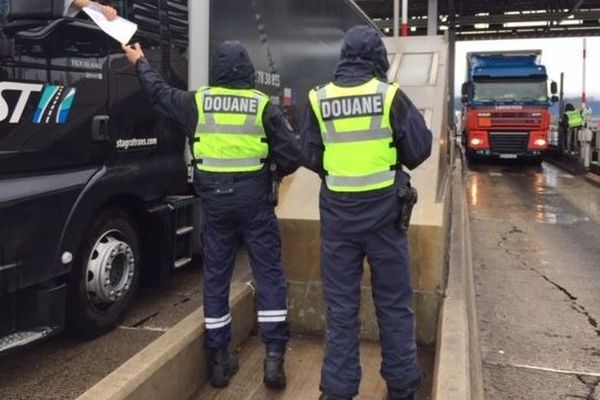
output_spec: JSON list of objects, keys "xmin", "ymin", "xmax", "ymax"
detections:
[
  {"xmin": 319, "ymin": 192, "xmax": 423, "ymax": 398},
  {"xmin": 200, "ymin": 182, "xmax": 289, "ymax": 354}
]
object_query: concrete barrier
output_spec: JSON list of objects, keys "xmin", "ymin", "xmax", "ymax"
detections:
[
  {"xmin": 431, "ymin": 161, "xmax": 484, "ymax": 400},
  {"xmin": 77, "ymin": 282, "xmax": 255, "ymax": 400},
  {"xmin": 585, "ymin": 172, "xmax": 600, "ymax": 187}
]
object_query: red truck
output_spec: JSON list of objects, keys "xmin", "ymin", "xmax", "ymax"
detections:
[{"xmin": 461, "ymin": 51, "xmax": 558, "ymax": 163}]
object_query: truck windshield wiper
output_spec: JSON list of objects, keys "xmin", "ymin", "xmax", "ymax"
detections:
[{"xmin": 517, "ymin": 97, "xmax": 548, "ymax": 102}]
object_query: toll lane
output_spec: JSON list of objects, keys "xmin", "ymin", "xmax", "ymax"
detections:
[{"xmin": 467, "ymin": 161, "xmax": 600, "ymax": 399}]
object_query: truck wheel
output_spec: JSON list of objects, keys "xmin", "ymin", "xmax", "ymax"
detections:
[
  {"xmin": 67, "ymin": 208, "xmax": 140, "ymax": 338},
  {"xmin": 528, "ymin": 157, "xmax": 544, "ymax": 166},
  {"xmin": 465, "ymin": 152, "xmax": 478, "ymax": 165}
]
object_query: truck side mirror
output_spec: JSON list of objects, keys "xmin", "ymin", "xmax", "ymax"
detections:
[
  {"xmin": 550, "ymin": 81, "xmax": 558, "ymax": 95},
  {"xmin": 6, "ymin": 0, "xmax": 64, "ymax": 20},
  {"xmin": 461, "ymin": 82, "xmax": 469, "ymax": 96},
  {"xmin": 461, "ymin": 82, "xmax": 469, "ymax": 104}
]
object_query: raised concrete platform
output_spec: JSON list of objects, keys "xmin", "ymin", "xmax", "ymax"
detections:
[{"xmin": 193, "ymin": 336, "xmax": 434, "ymax": 400}]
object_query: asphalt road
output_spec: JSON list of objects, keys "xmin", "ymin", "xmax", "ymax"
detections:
[
  {"xmin": 0, "ymin": 254, "xmax": 252, "ymax": 400},
  {"xmin": 467, "ymin": 161, "xmax": 600, "ymax": 399}
]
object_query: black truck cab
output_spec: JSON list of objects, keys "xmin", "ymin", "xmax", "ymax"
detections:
[{"xmin": 0, "ymin": 0, "xmax": 194, "ymax": 352}]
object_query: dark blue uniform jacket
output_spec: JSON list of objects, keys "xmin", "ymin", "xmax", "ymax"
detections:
[
  {"xmin": 135, "ymin": 42, "xmax": 301, "ymax": 213},
  {"xmin": 300, "ymin": 26, "xmax": 433, "ymax": 235}
]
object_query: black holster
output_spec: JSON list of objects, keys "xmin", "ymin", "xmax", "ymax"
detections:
[{"xmin": 395, "ymin": 185, "xmax": 418, "ymax": 232}]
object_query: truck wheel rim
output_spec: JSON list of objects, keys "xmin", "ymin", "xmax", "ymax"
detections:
[{"xmin": 86, "ymin": 230, "xmax": 135, "ymax": 308}]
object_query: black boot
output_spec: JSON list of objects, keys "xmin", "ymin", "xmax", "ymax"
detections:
[
  {"xmin": 264, "ymin": 352, "xmax": 286, "ymax": 389},
  {"xmin": 387, "ymin": 372, "xmax": 423, "ymax": 400},
  {"xmin": 387, "ymin": 392, "xmax": 415, "ymax": 400},
  {"xmin": 318, "ymin": 394, "xmax": 353, "ymax": 400},
  {"xmin": 208, "ymin": 348, "xmax": 239, "ymax": 388}
]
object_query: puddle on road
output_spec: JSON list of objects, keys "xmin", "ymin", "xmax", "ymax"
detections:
[
  {"xmin": 535, "ymin": 208, "xmax": 591, "ymax": 225},
  {"xmin": 467, "ymin": 164, "xmax": 597, "ymax": 225}
]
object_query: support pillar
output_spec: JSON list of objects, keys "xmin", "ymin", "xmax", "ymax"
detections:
[
  {"xmin": 402, "ymin": 0, "xmax": 409, "ymax": 36},
  {"xmin": 427, "ymin": 0, "xmax": 438, "ymax": 36},
  {"xmin": 189, "ymin": 0, "xmax": 210, "ymax": 89},
  {"xmin": 394, "ymin": 0, "xmax": 400, "ymax": 37},
  {"xmin": 447, "ymin": 0, "xmax": 456, "ymax": 130}
]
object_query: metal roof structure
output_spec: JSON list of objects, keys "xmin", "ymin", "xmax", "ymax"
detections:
[{"xmin": 355, "ymin": 0, "xmax": 600, "ymax": 39}]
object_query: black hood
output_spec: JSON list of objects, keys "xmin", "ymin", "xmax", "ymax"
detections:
[
  {"xmin": 334, "ymin": 25, "xmax": 390, "ymax": 86},
  {"xmin": 211, "ymin": 41, "xmax": 256, "ymax": 89}
]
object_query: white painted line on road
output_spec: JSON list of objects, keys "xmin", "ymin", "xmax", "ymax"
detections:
[
  {"xmin": 486, "ymin": 361, "xmax": 600, "ymax": 378},
  {"xmin": 118, "ymin": 325, "xmax": 169, "ymax": 333},
  {"xmin": 560, "ymin": 174, "xmax": 575, "ymax": 179},
  {"xmin": 489, "ymin": 172, "xmax": 503, "ymax": 177}
]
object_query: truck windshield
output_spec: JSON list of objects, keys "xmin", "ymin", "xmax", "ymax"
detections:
[{"xmin": 473, "ymin": 80, "xmax": 548, "ymax": 102}]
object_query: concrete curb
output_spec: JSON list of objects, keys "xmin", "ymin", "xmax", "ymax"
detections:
[
  {"xmin": 77, "ymin": 282, "xmax": 255, "ymax": 400},
  {"xmin": 544, "ymin": 155, "xmax": 586, "ymax": 175},
  {"xmin": 584, "ymin": 173, "xmax": 600, "ymax": 188},
  {"xmin": 431, "ymin": 160, "xmax": 484, "ymax": 400}
]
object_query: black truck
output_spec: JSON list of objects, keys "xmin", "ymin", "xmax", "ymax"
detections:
[{"xmin": 0, "ymin": 0, "xmax": 372, "ymax": 353}]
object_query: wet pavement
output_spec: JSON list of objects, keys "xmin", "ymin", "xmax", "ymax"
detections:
[
  {"xmin": 467, "ymin": 161, "xmax": 600, "ymax": 399},
  {"xmin": 0, "ymin": 254, "xmax": 252, "ymax": 400}
]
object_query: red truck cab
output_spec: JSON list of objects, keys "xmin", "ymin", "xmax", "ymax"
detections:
[{"xmin": 461, "ymin": 51, "xmax": 558, "ymax": 163}]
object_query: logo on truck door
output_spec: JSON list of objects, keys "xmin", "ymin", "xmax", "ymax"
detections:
[{"xmin": 0, "ymin": 82, "xmax": 77, "ymax": 125}]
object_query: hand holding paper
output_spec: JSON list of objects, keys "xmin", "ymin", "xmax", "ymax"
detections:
[
  {"xmin": 83, "ymin": 3, "xmax": 138, "ymax": 44},
  {"xmin": 122, "ymin": 43, "xmax": 145, "ymax": 65},
  {"xmin": 100, "ymin": 5, "xmax": 118, "ymax": 21}
]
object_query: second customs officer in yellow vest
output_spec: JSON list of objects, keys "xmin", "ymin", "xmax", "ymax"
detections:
[
  {"xmin": 123, "ymin": 41, "xmax": 300, "ymax": 390},
  {"xmin": 301, "ymin": 26, "xmax": 433, "ymax": 400}
]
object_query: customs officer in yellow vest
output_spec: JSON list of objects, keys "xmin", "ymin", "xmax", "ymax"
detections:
[
  {"xmin": 123, "ymin": 41, "xmax": 300, "ymax": 390},
  {"xmin": 300, "ymin": 26, "xmax": 433, "ymax": 400}
]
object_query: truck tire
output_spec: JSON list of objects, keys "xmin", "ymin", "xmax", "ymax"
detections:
[
  {"xmin": 465, "ymin": 152, "xmax": 479, "ymax": 165},
  {"xmin": 67, "ymin": 207, "xmax": 141, "ymax": 338},
  {"xmin": 528, "ymin": 157, "xmax": 543, "ymax": 166}
]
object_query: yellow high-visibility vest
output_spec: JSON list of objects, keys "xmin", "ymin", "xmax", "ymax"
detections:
[
  {"xmin": 309, "ymin": 78, "xmax": 399, "ymax": 192},
  {"xmin": 565, "ymin": 110, "xmax": 583, "ymax": 128},
  {"xmin": 194, "ymin": 87, "xmax": 269, "ymax": 172}
]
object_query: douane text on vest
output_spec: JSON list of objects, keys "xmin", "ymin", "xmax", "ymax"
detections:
[
  {"xmin": 204, "ymin": 95, "xmax": 259, "ymax": 114},
  {"xmin": 320, "ymin": 94, "xmax": 384, "ymax": 120}
]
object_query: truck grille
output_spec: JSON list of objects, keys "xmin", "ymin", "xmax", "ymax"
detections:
[
  {"xmin": 491, "ymin": 112, "xmax": 542, "ymax": 129},
  {"xmin": 489, "ymin": 132, "xmax": 529, "ymax": 154}
]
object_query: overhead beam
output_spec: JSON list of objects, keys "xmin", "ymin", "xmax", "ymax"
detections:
[
  {"xmin": 453, "ymin": 10, "xmax": 600, "ymax": 25},
  {"xmin": 374, "ymin": 10, "xmax": 600, "ymax": 30}
]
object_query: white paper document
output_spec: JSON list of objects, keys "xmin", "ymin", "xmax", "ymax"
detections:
[{"xmin": 83, "ymin": 3, "xmax": 138, "ymax": 44}]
